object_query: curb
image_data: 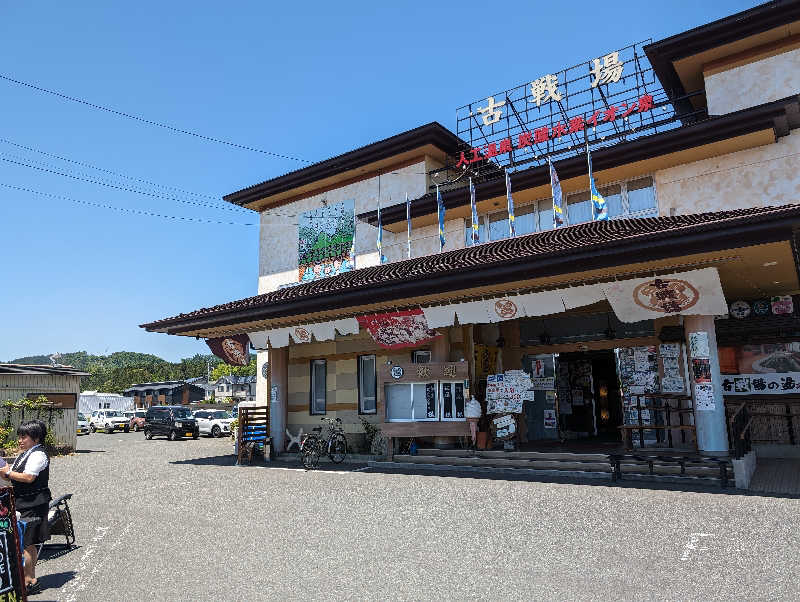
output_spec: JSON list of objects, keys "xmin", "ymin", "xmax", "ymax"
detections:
[{"xmin": 367, "ymin": 460, "xmax": 612, "ymax": 480}]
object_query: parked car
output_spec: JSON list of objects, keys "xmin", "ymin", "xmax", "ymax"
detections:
[
  {"xmin": 193, "ymin": 410, "xmax": 234, "ymax": 438},
  {"xmin": 144, "ymin": 406, "xmax": 199, "ymax": 441},
  {"xmin": 129, "ymin": 409, "xmax": 147, "ymax": 431},
  {"xmin": 88, "ymin": 410, "xmax": 130, "ymax": 433},
  {"xmin": 77, "ymin": 413, "xmax": 90, "ymax": 435}
]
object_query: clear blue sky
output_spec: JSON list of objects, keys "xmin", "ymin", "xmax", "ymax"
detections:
[{"xmin": 0, "ymin": 0, "xmax": 760, "ymax": 362}]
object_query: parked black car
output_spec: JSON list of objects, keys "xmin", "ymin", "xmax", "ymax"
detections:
[{"xmin": 144, "ymin": 406, "xmax": 199, "ymax": 441}]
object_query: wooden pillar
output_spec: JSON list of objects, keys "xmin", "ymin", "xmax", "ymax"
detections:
[
  {"xmin": 431, "ymin": 328, "xmax": 450, "ymax": 363},
  {"xmin": 684, "ymin": 315, "xmax": 729, "ymax": 454},
  {"xmin": 269, "ymin": 346, "xmax": 289, "ymax": 453}
]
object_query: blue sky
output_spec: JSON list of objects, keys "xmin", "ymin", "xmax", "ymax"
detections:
[{"xmin": 0, "ymin": 0, "xmax": 760, "ymax": 361}]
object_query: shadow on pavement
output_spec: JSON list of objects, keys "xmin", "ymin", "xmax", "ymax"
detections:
[
  {"xmin": 36, "ymin": 569, "xmax": 77, "ymax": 591},
  {"xmin": 171, "ymin": 455, "xmax": 237, "ymax": 466},
  {"xmin": 362, "ymin": 465, "xmax": 800, "ymax": 500},
  {"xmin": 170, "ymin": 456, "xmax": 370, "ymax": 473},
  {"xmin": 74, "ymin": 449, "xmax": 105, "ymax": 454}
]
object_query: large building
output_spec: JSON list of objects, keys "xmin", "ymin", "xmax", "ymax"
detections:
[{"xmin": 143, "ymin": 1, "xmax": 800, "ymax": 481}]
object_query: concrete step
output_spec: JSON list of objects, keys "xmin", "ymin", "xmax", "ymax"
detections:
[
  {"xmin": 394, "ymin": 454, "xmax": 612, "ymax": 472},
  {"xmin": 370, "ymin": 459, "xmax": 728, "ymax": 487},
  {"xmin": 415, "ymin": 448, "xmax": 609, "ymax": 462}
]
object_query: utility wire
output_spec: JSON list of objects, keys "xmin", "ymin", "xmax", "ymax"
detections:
[
  {"xmin": 0, "ymin": 136, "xmax": 228, "ymax": 202},
  {"xmin": 0, "ymin": 154, "xmax": 250, "ymax": 214},
  {"xmin": 0, "ymin": 72, "xmax": 313, "ymax": 164},
  {"xmin": 0, "ymin": 182, "xmax": 258, "ymax": 226}
]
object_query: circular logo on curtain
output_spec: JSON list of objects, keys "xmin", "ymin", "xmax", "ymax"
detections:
[
  {"xmin": 293, "ymin": 327, "xmax": 311, "ymax": 343},
  {"xmin": 494, "ymin": 299, "xmax": 518, "ymax": 319},
  {"xmin": 261, "ymin": 363, "xmax": 269, "ymax": 378},
  {"xmin": 729, "ymin": 300, "xmax": 751, "ymax": 319},
  {"xmin": 633, "ymin": 278, "xmax": 699, "ymax": 314}
]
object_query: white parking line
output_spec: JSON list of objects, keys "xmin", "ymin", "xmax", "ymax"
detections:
[{"xmin": 680, "ymin": 532, "xmax": 714, "ymax": 562}]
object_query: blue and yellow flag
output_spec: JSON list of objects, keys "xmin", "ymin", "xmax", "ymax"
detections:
[
  {"xmin": 549, "ymin": 159, "xmax": 565, "ymax": 227},
  {"xmin": 437, "ymin": 185, "xmax": 446, "ymax": 251},
  {"xmin": 587, "ymin": 146, "xmax": 608, "ymax": 221},
  {"xmin": 469, "ymin": 177, "xmax": 479, "ymax": 245},
  {"xmin": 505, "ymin": 170, "xmax": 516, "ymax": 237}
]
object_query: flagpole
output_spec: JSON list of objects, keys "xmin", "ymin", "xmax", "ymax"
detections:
[
  {"xmin": 406, "ymin": 192, "xmax": 411, "ymax": 259},
  {"xmin": 586, "ymin": 141, "xmax": 596, "ymax": 221}
]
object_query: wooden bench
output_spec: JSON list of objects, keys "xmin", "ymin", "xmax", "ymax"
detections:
[
  {"xmin": 608, "ymin": 452, "xmax": 731, "ymax": 487},
  {"xmin": 236, "ymin": 405, "xmax": 270, "ymax": 465}
]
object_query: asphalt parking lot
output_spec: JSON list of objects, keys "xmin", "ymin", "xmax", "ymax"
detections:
[{"xmin": 30, "ymin": 431, "xmax": 800, "ymax": 601}]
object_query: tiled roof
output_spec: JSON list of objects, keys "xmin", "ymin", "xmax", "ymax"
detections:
[
  {"xmin": 142, "ymin": 204, "xmax": 800, "ymax": 332},
  {"xmin": 0, "ymin": 364, "xmax": 90, "ymax": 377}
]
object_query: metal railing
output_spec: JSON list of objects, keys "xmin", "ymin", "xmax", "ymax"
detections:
[{"xmin": 727, "ymin": 403, "xmax": 752, "ymax": 460}]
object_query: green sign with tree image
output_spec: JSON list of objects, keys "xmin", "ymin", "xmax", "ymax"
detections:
[{"xmin": 298, "ymin": 200, "xmax": 355, "ymax": 282}]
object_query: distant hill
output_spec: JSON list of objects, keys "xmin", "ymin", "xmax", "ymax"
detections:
[{"xmin": 5, "ymin": 350, "xmax": 253, "ymax": 394}]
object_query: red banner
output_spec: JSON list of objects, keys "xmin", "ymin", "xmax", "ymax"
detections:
[
  {"xmin": 206, "ymin": 334, "xmax": 251, "ymax": 366},
  {"xmin": 356, "ymin": 309, "xmax": 440, "ymax": 350}
]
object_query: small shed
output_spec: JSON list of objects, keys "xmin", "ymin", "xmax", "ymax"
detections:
[{"xmin": 0, "ymin": 364, "xmax": 88, "ymax": 452}]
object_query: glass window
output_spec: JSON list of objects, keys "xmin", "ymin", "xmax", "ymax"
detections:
[
  {"xmin": 537, "ymin": 200, "xmax": 554, "ymax": 231},
  {"xmin": 599, "ymin": 184, "xmax": 623, "ymax": 218},
  {"xmin": 489, "ymin": 211, "xmax": 510, "ymax": 240},
  {"xmin": 627, "ymin": 177, "xmax": 656, "ymax": 213},
  {"xmin": 310, "ymin": 359, "xmax": 326, "ymax": 414},
  {"xmin": 464, "ymin": 217, "xmax": 487, "ymax": 246},
  {"xmin": 358, "ymin": 355, "xmax": 377, "ymax": 414},
  {"xmin": 515, "ymin": 204, "xmax": 537, "ymax": 236},
  {"xmin": 385, "ymin": 383, "xmax": 412, "ymax": 421},
  {"xmin": 567, "ymin": 191, "xmax": 592, "ymax": 225},
  {"xmin": 412, "ymin": 383, "xmax": 437, "ymax": 420}
]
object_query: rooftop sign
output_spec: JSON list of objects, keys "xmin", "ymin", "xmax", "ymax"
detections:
[{"xmin": 455, "ymin": 40, "xmax": 683, "ymax": 170}]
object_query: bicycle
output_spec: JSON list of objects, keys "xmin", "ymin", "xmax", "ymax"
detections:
[{"xmin": 299, "ymin": 417, "xmax": 348, "ymax": 469}]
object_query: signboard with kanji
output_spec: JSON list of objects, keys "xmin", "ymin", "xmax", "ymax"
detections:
[
  {"xmin": 723, "ymin": 372, "xmax": 800, "ymax": 395},
  {"xmin": 453, "ymin": 40, "xmax": 683, "ymax": 172}
]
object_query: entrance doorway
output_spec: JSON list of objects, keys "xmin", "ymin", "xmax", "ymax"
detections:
[{"xmin": 557, "ymin": 350, "xmax": 623, "ymax": 442}]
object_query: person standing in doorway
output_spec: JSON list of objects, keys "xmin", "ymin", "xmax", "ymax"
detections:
[{"xmin": 2, "ymin": 420, "xmax": 51, "ymax": 594}]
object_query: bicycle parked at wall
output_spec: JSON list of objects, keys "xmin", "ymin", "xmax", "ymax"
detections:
[{"xmin": 299, "ymin": 417, "xmax": 348, "ymax": 469}]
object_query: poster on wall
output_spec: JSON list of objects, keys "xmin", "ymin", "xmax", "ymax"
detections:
[
  {"xmin": 662, "ymin": 356, "xmax": 680, "ymax": 378},
  {"xmin": 689, "ymin": 332, "xmax": 710, "ymax": 359},
  {"xmin": 425, "ymin": 383, "xmax": 437, "ymax": 418},
  {"xmin": 737, "ymin": 343, "xmax": 800, "ymax": 373},
  {"xmin": 298, "ymin": 199, "xmax": 355, "ymax": 282},
  {"xmin": 659, "ymin": 343, "xmax": 680, "ymax": 358},
  {"xmin": 531, "ymin": 377, "xmax": 555, "ymax": 391},
  {"xmin": 691, "ymin": 358, "xmax": 711, "ymax": 383},
  {"xmin": 694, "ymin": 383, "xmax": 716, "ymax": 411},
  {"xmin": 543, "ymin": 410, "xmax": 557, "ymax": 429},
  {"xmin": 661, "ymin": 376, "xmax": 685, "ymax": 394}
]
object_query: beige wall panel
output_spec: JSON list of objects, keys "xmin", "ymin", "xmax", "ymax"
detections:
[
  {"xmin": 258, "ymin": 161, "xmax": 428, "ymax": 293},
  {"xmin": 334, "ymin": 388, "xmax": 357, "ymax": 405},
  {"xmin": 289, "ymin": 341, "xmax": 336, "ymax": 359},
  {"xmin": 336, "ymin": 372, "xmax": 357, "ymax": 391},
  {"xmin": 705, "ymin": 48, "xmax": 800, "ymax": 115},
  {"xmin": 656, "ymin": 131, "xmax": 800, "ymax": 215}
]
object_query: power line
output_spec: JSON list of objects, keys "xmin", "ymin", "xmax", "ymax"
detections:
[
  {"xmin": 0, "ymin": 154, "xmax": 250, "ymax": 214},
  {"xmin": 0, "ymin": 72, "xmax": 313, "ymax": 163},
  {"xmin": 0, "ymin": 182, "xmax": 258, "ymax": 226},
  {"xmin": 0, "ymin": 136, "xmax": 227, "ymax": 202}
]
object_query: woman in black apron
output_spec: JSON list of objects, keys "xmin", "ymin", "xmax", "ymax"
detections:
[{"xmin": 2, "ymin": 420, "xmax": 51, "ymax": 594}]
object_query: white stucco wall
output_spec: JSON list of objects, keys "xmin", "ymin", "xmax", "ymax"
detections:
[
  {"xmin": 705, "ymin": 47, "xmax": 800, "ymax": 116},
  {"xmin": 258, "ymin": 161, "xmax": 428, "ymax": 294},
  {"xmin": 655, "ymin": 130, "xmax": 800, "ymax": 215}
]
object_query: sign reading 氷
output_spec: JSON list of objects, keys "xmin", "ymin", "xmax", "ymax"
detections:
[{"xmin": 453, "ymin": 41, "xmax": 680, "ymax": 171}]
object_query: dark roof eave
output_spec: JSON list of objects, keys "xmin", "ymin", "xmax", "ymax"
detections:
[
  {"xmin": 222, "ymin": 122, "xmax": 464, "ymax": 207},
  {"xmin": 142, "ymin": 207, "xmax": 800, "ymax": 335},
  {"xmin": 644, "ymin": 0, "xmax": 800, "ymax": 105},
  {"xmin": 360, "ymin": 95, "xmax": 798, "ymax": 227}
]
